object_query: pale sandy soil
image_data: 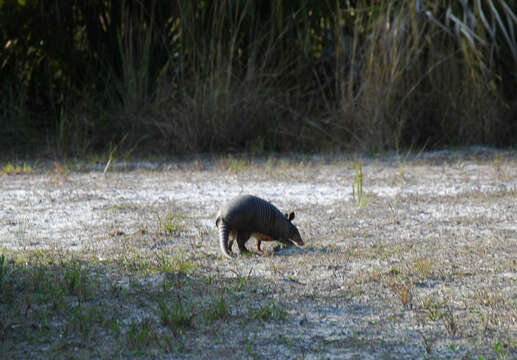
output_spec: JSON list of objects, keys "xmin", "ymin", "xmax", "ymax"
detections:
[{"xmin": 1, "ymin": 147, "xmax": 516, "ymax": 359}]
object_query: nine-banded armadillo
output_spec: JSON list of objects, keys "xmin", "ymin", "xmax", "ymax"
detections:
[{"xmin": 215, "ymin": 194, "xmax": 304, "ymax": 258}]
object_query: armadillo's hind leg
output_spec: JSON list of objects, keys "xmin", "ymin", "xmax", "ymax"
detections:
[{"xmin": 236, "ymin": 231, "xmax": 252, "ymax": 255}]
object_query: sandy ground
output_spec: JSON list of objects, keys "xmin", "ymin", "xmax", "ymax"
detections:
[{"xmin": 1, "ymin": 147, "xmax": 517, "ymax": 359}]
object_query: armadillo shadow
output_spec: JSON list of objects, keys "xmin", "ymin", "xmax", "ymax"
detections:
[{"xmin": 270, "ymin": 247, "xmax": 306, "ymax": 256}]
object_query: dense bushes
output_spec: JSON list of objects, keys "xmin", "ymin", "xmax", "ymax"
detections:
[{"xmin": 1, "ymin": 0, "xmax": 516, "ymax": 155}]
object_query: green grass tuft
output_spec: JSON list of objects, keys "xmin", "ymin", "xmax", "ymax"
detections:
[
  {"xmin": 203, "ymin": 294, "xmax": 229, "ymax": 324},
  {"xmin": 158, "ymin": 298, "xmax": 194, "ymax": 335},
  {"xmin": 250, "ymin": 301, "xmax": 287, "ymax": 321},
  {"xmin": 352, "ymin": 161, "xmax": 368, "ymax": 208}
]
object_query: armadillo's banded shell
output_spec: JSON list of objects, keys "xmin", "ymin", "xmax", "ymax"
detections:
[
  {"xmin": 220, "ymin": 195, "xmax": 287, "ymax": 234},
  {"xmin": 216, "ymin": 194, "xmax": 302, "ymax": 258}
]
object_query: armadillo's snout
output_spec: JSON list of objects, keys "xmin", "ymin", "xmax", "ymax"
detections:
[
  {"xmin": 288, "ymin": 226, "xmax": 304, "ymax": 247},
  {"xmin": 291, "ymin": 236, "xmax": 304, "ymax": 247}
]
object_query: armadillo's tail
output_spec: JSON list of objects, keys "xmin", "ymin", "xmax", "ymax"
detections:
[{"xmin": 216, "ymin": 216, "xmax": 233, "ymax": 259}]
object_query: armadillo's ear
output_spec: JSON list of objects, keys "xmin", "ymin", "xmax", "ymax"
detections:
[{"xmin": 288, "ymin": 212, "xmax": 295, "ymax": 221}]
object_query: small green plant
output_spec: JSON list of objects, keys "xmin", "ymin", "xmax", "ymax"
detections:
[
  {"xmin": 126, "ymin": 318, "xmax": 157, "ymax": 351},
  {"xmin": 63, "ymin": 302, "xmax": 106, "ymax": 341},
  {"xmin": 157, "ymin": 253, "xmax": 175, "ymax": 273},
  {"xmin": 230, "ymin": 158, "xmax": 245, "ymax": 174},
  {"xmin": 65, "ymin": 262, "xmax": 80, "ymax": 294},
  {"xmin": 158, "ymin": 211, "xmax": 184, "ymax": 235},
  {"xmin": 50, "ymin": 284, "xmax": 66, "ymax": 312},
  {"xmin": 203, "ymin": 275, "xmax": 215, "ymax": 285},
  {"xmin": 217, "ymin": 156, "xmax": 246, "ymax": 174},
  {"xmin": 227, "ymin": 269, "xmax": 252, "ymax": 291},
  {"xmin": 245, "ymin": 343, "xmax": 256, "ymax": 357},
  {"xmin": 250, "ymin": 301, "xmax": 287, "ymax": 321},
  {"xmin": 420, "ymin": 332, "xmax": 436, "ymax": 355},
  {"xmin": 64, "ymin": 262, "xmax": 89, "ymax": 298},
  {"xmin": 111, "ymin": 318, "xmax": 121, "ymax": 338},
  {"xmin": 423, "ymin": 298, "xmax": 444, "ymax": 322},
  {"xmin": 494, "ymin": 342, "xmax": 508, "ymax": 360},
  {"xmin": 203, "ymin": 294, "xmax": 229, "ymax": 324},
  {"xmin": 352, "ymin": 161, "xmax": 368, "ymax": 208},
  {"xmin": 157, "ymin": 252, "xmax": 196, "ymax": 275},
  {"xmin": 2, "ymin": 162, "xmax": 33, "ymax": 175},
  {"xmin": 442, "ymin": 304, "xmax": 458, "ymax": 336},
  {"xmin": 158, "ymin": 298, "xmax": 194, "ymax": 335}
]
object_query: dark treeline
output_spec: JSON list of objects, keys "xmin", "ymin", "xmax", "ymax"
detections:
[{"xmin": 1, "ymin": 0, "xmax": 516, "ymax": 155}]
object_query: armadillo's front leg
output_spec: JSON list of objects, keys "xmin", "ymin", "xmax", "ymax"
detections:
[
  {"xmin": 236, "ymin": 231, "xmax": 251, "ymax": 254},
  {"xmin": 254, "ymin": 233, "xmax": 274, "ymax": 253}
]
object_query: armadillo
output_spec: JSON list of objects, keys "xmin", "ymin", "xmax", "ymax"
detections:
[{"xmin": 215, "ymin": 194, "xmax": 304, "ymax": 258}]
